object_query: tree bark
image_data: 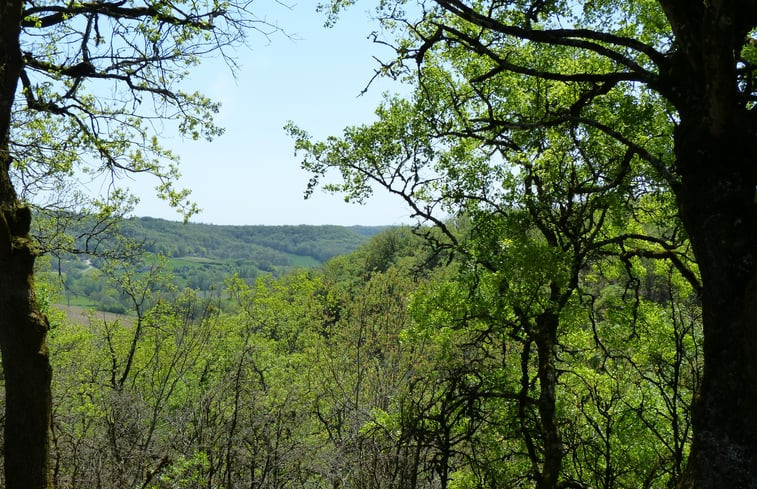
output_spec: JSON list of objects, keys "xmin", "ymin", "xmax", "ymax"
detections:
[
  {"xmin": 671, "ymin": 96, "xmax": 757, "ymax": 487},
  {"xmin": 674, "ymin": 119, "xmax": 757, "ymax": 488},
  {"xmin": 535, "ymin": 311, "xmax": 561, "ymax": 489},
  {"xmin": 0, "ymin": 0, "xmax": 53, "ymax": 487},
  {"xmin": 0, "ymin": 243, "xmax": 53, "ymax": 489},
  {"xmin": 655, "ymin": 3, "xmax": 757, "ymax": 486}
]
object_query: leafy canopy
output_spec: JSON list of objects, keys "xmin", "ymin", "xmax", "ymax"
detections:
[{"xmin": 14, "ymin": 0, "xmax": 278, "ymax": 225}]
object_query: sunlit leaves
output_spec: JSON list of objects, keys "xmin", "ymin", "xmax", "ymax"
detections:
[{"xmin": 12, "ymin": 0, "xmax": 262, "ymax": 225}]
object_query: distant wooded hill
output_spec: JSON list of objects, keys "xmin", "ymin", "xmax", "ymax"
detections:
[
  {"xmin": 120, "ymin": 217, "xmax": 385, "ymax": 265},
  {"xmin": 47, "ymin": 217, "xmax": 386, "ymax": 313}
]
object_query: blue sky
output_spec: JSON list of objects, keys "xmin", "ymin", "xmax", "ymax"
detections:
[{"xmin": 129, "ymin": 3, "xmax": 415, "ymax": 226}]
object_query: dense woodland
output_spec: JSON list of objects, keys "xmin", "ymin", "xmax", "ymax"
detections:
[
  {"xmin": 1, "ymin": 0, "xmax": 755, "ymax": 488},
  {"xmin": 26, "ymin": 223, "xmax": 699, "ymax": 489},
  {"xmin": 44, "ymin": 218, "xmax": 382, "ymax": 312}
]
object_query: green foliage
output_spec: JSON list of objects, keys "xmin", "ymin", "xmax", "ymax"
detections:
[
  {"xmin": 17, "ymin": 0, "xmax": 749, "ymax": 487},
  {"xmin": 37, "ymin": 220, "xmax": 702, "ymax": 489},
  {"xmin": 11, "ymin": 0, "xmax": 274, "ymax": 224},
  {"xmin": 47, "ymin": 218, "xmax": 383, "ymax": 312},
  {"xmin": 286, "ymin": 3, "xmax": 704, "ymax": 487},
  {"xmin": 120, "ymin": 217, "xmax": 383, "ymax": 263}
]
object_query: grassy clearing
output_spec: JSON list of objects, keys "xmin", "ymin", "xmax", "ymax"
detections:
[{"xmin": 54, "ymin": 304, "xmax": 133, "ymax": 326}]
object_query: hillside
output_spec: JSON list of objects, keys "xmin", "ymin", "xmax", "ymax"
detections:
[
  {"xmin": 120, "ymin": 217, "xmax": 384, "ymax": 265},
  {"xmin": 50, "ymin": 217, "xmax": 385, "ymax": 312}
]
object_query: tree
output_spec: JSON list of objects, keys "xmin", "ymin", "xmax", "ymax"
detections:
[
  {"xmin": 0, "ymin": 0, "xmax": 271, "ymax": 486},
  {"xmin": 290, "ymin": 93, "xmax": 700, "ymax": 488},
  {"xmin": 292, "ymin": 1, "xmax": 753, "ymax": 486},
  {"xmin": 48, "ymin": 285, "xmax": 220, "ymax": 489}
]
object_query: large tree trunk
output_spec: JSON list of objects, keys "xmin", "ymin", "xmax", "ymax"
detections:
[
  {"xmin": 0, "ymin": 225, "xmax": 53, "ymax": 489},
  {"xmin": 0, "ymin": 0, "xmax": 53, "ymax": 487},
  {"xmin": 674, "ymin": 115, "xmax": 757, "ymax": 488},
  {"xmin": 659, "ymin": 3, "xmax": 757, "ymax": 486}
]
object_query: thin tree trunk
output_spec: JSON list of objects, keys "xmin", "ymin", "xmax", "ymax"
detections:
[{"xmin": 535, "ymin": 311, "xmax": 562, "ymax": 489}]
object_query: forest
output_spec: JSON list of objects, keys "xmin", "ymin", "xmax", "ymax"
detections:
[
  {"xmin": 1, "ymin": 1, "xmax": 756, "ymax": 489},
  {"xmin": 35, "ymin": 223, "xmax": 699, "ymax": 489},
  {"xmin": 46, "ymin": 217, "xmax": 382, "ymax": 312}
]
